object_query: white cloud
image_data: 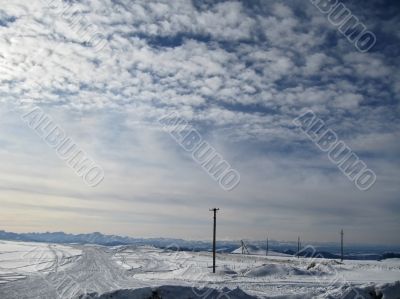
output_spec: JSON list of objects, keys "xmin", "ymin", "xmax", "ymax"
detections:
[{"xmin": 0, "ymin": 0, "xmax": 399, "ymax": 243}]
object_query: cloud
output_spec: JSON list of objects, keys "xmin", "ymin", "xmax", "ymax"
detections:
[{"xmin": 0, "ymin": 0, "xmax": 399, "ymax": 244}]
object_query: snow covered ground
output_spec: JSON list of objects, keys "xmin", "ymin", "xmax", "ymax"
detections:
[
  {"xmin": 0, "ymin": 241, "xmax": 399, "ymax": 298},
  {"xmin": 0, "ymin": 240, "xmax": 81, "ymax": 285},
  {"xmin": 112, "ymin": 245, "xmax": 400, "ymax": 298}
]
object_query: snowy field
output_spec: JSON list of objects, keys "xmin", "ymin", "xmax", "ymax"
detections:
[
  {"xmin": 0, "ymin": 240, "xmax": 82, "ymax": 285},
  {"xmin": 0, "ymin": 241, "xmax": 399, "ymax": 298}
]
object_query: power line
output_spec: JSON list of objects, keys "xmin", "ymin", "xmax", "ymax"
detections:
[{"xmin": 209, "ymin": 208, "xmax": 219, "ymax": 273}]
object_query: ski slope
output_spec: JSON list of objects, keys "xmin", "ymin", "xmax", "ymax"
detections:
[{"xmin": 0, "ymin": 241, "xmax": 399, "ymax": 298}]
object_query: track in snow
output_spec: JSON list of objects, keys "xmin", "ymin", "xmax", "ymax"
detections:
[
  {"xmin": 1, "ymin": 243, "xmax": 399, "ymax": 298},
  {"xmin": 0, "ymin": 246, "xmax": 144, "ymax": 299}
]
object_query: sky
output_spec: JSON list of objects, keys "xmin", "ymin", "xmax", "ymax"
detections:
[{"xmin": 0, "ymin": 0, "xmax": 399, "ymax": 245}]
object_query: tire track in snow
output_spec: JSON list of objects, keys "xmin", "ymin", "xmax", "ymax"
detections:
[{"xmin": 0, "ymin": 246, "xmax": 144, "ymax": 299}]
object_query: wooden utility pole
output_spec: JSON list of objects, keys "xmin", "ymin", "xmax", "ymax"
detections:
[
  {"xmin": 341, "ymin": 229, "xmax": 344, "ymax": 262},
  {"xmin": 209, "ymin": 208, "xmax": 219, "ymax": 273},
  {"xmin": 266, "ymin": 236, "xmax": 269, "ymax": 256},
  {"xmin": 297, "ymin": 236, "xmax": 300, "ymax": 258}
]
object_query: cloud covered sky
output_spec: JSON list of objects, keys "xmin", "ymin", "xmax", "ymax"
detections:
[{"xmin": 0, "ymin": 0, "xmax": 399, "ymax": 245}]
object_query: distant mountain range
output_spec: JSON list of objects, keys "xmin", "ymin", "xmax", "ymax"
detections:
[
  {"xmin": 0, "ymin": 230, "xmax": 207, "ymax": 248},
  {"xmin": 1, "ymin": 230, "xmax": 399, "ymax": 261}
]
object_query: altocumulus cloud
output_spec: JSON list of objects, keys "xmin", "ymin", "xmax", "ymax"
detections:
[{"xmin": 0, "ymin": 0, "xmax": 399, "ymax": 244}]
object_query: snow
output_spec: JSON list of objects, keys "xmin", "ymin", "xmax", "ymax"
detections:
[
  {"xmin": 243, "ymin": 263, "xmax": 326, "ymax": 277},
  {"xmin": 232, "ymin": 246, "xmax": 292, "ymax": 257},
  {"xmin": 313, "ymin": 281, "xmax": 400, "ymax": 299},
  {"xmin": 81, "ymin": 286, "xmax": 256, "ymax": 299},
  {"xmin": 0, "ymin": 240, "xmax": 81, "ymax": 284},
  {"xmin": 0, "ymin": 241, "xmax": 399, "ymax": 298},
  {"xmin": 109, "ymin": 246, "xmax": 400, "ymax": 298}
]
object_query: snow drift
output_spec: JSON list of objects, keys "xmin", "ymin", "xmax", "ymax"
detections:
[
  {"xmin": 244, "ymin": 263, "xmax": 328, "ymax": 277},
  {"xmin": 315, "ymin": 281, "xmax": 400, "ymax": 299},
  {"xmin": 78, "ymin": 286, "xmax": 257, "ymax": 299}
]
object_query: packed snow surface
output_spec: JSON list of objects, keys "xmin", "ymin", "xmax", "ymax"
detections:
[
  {"xmin": 0, "ymin": 240, "xmax": 81, "ymax": 285},
  {"xmin": 0, "ymin": 241, "xmax": 399, "ymax": 298}
]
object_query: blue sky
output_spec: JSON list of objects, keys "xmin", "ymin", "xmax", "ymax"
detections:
[{"xmin": 0, "ymin": 0, "xmax": 399, "ymax": 245}]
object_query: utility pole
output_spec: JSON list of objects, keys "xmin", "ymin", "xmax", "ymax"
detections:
[
  {"xmin": 297, "ymin": 236, "xmax": 300, "ymax": 258},
  {"xmin": 209, "ymin": 208, "xmax": 219, "ymax": 273},
  {"xmin": 241, "ymin": 240, "xmax": 249, "ymax": 255},
  {"xmin": 266, "ymin": 236, "xmax": 269, "ymax": 257},
  {"xmin": 341, "ymin": 229, "xmax": 344, "ymax": 262}
]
